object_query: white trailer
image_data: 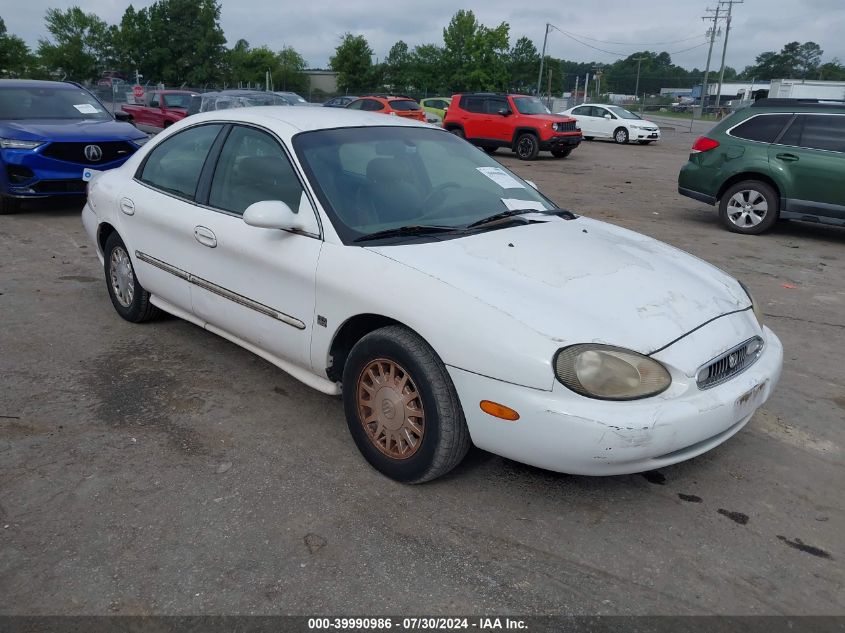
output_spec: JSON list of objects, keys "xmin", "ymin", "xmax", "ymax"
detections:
[{"xmin": 768, "ymin": 79, "xmax": 845, "ymax": 100}]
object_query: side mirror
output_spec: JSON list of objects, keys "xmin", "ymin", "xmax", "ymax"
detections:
[
  {"xmin": 114, "ymin": 111, "xmax": 132, "ymax": 122},
  {"xmin": 243, "ymin": 200, "xmax": 303, "ymax": 231},
  {"xmin": 498, "ymin": 108, "xmax": 510, "ymax": 116},
  {"xmin": 603, "ymin": 114, "xmax": 612, "ymax": 120},
  {"xmin": 524, "ymin": 180, "xmax": 539, "ymax": 190}
]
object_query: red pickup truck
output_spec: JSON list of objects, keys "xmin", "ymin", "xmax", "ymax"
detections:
[{"xmin": 121, "ymin": 90, "xmax": 197, "ymax": 132}]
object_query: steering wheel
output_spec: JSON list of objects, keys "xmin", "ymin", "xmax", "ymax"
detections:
[{"xmin": 420, "ymin": 182, "xmax": 461, "ymax": 216}]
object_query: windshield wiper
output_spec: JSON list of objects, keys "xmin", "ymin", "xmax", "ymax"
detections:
[
  {"xmin": 353, "ymin": 224, "xmax": 458, "ymax": 243},
  {"xmin": 466, "ymin": 209, "xmax": 542, "ymax": 229}
]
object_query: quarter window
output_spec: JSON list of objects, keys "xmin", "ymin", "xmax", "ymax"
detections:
[
  {"xmin": 779, "ymin": 114, "xmax": 845, "ymax": 153},
  {"xmin": 362, "ymin": 99, "xmax": 385, "ymax": 112},
  {"xmin": 347, "ymin": 99, "xmax": 365, "ymax": 110},
  {"xmin": 139, "ymin": 124, "xmax": 222, "ymax": 200},
  {"xmin": 729, "ymin": 114, "xmax": 792, "ymax": 143},
  {"xmin": 208, "ymin": 126, "xmax": 305, "ymax": 216}
]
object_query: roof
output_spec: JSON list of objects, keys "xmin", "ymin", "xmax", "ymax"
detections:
[
  {"xmin": 0, "ymin": 79, "xmax": 81, "ymax": 89},
  {"xmin": 184, "ymin": 106, "xmax": 437, "ymax": 135},
  {"xmin": 750, "ymin": 98, "xmax": 845, "ymax": 110}
]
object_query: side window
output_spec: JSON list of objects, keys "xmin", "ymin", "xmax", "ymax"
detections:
[
  {"xmin": 139, "ymin": 124, "xmax": 222, "ymax": 200},
  {"xmin": 463, "ymin": 97, "xmax": 484, "ymax": 113},
  {"xmin": 485, "ymin": 98, "xmax": 507, "ymax": 114},
  {"xmin": 208, "ymin": 126, "xmax": 305, "ymax": 216},
  {"xmin": 730, "ymin": 114, "xmax": 792, "ymax": 143},
  {"xmin": 782, "ymin": 114, "xmax": 845, "ymax": 153},
  {"xmin": 571, "ymin": 106, "xmax": 587, "ymax": 116},
  {"xmin": 149, "ymin": 94, "xmax": 159, "ymax": 107},
  {"xmin": 367, "ymin": 100, "xmax": 385, "ymax": 111},
  {"xmin": 347, "ymin": 99, "xmax": 364, "ymax": 110}
]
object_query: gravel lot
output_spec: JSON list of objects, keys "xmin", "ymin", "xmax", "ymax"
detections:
[{"xmin": 1, "ymin": 127, "xmax": 843, "ymax": 616}]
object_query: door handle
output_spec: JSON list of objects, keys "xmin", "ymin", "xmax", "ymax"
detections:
[
  {"xmin": 194, "ymin": 225, "xmax": 217, "ymax": 248},
  {"xmin": 776, "ymin": 153, "xmax": 799, "ymax": 162},
  {"xmin": 119, "ymin": 197, "xmax": 135, "ymax": 215}
]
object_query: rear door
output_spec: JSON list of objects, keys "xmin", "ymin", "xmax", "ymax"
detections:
[
  {"xmin": 460, "ymin": 96, "xmax": 488, "ymax": 139},
  {"xmin": 770, "ymin": 113, "xmax": 845, "ymax": 219}
]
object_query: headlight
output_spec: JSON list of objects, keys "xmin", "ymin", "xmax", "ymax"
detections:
[
  {"xmin": 131, "ymin": 136, "xmax": 151, "ymax": 147},
  {"xmin": 0, "ymin": 138, "xmax": 44, "ymax": 150},
  {"xmin": 738, "ymin": 280, "xmax": 764, "ymax": 327},
  {"xmin": 551, "ymin": 122, "xmax": 559, "ymax": 131},
  {"xmin": 554, "ymin": 344, "xmax": 671, "ymax": 400}
]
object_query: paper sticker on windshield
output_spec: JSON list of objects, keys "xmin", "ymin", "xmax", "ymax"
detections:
[
  {"xmin": 501, "ymin": 198, "xmax": 546, "ymax": 212},
  {"xmin": 477, "ymin": 167, "xmax": 524, "ymax": 189},
  {"xmin": 73, "ymin": 103, "xmax": 100, "ymax": 114}
]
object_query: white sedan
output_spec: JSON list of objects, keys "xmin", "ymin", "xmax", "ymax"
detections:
[
  {"xmin": 82, "ymin": 107, "xmax": 781, "ymax": 483},
  {"xmin": 559, "ymin": 103, "xmax": 661, "ymax": 144}
]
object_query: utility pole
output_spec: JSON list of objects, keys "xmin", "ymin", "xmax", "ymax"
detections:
[
  {"xmin": 632, "ymin": 56, "xmax": 645, "ymax": 114},
  {"xmin": 584, "ymin": 72, "xmax": 590, "ymax": 103},
  {"xmin": 537, "ymin": 23, "xmax": 550, "ymax": 99},
  {"xmin": 715, "ymin": 0, "xmax": 743, "ymax": 114},
  {"xmin": 700, "ymin": 4, "xmax": 723, "ymax": 116},
  {"xmin": 574, "ymin": 76, "xmax": 579, "ymax": 107}
]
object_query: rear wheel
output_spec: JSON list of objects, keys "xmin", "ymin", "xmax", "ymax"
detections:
[
  {"xmin": 551, "ymin": 148, "xmax": 573, "ymax": 158},
  {"xmin": 614, "ymin": 127, "xmax": 629, "ymax": 144},
  {"xmin": 342, "ymin": 325, "xmax": 470, "ymax": 483},
  {"xmin": 515, "ymin": 133, "xmax": 540, "ymax": 160},
  {"xmin": 0, "ymin": 196, "xmax": 21, "ymax": 215},
  {"xmin": 718, "ymin": 180, "xmax": 779, "ymax": 235},
  {"xmin": 449, "ymin": 127, "xmax": 465, "ymax": 139},
  {"xmin": 583, "ymin": 136, "xmax": 594, "ymax": 141},
  {"xmin": 103, "ymin": 232, "xmax": 160, "ymax": 322}
]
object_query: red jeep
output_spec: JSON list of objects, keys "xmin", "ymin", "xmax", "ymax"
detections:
[{"xmin": 443, "ymin": 93, "xmax": 581, "ymax": 160}]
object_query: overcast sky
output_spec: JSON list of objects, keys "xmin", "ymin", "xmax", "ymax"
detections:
[{"xmin": 6, "ymin": 0, "xmax": 845, "ymax": 72}]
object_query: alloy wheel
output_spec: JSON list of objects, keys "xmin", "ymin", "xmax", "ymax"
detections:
[{"xmin": 727, "ymin": 189, "xmax": 768, "ymax": 228}]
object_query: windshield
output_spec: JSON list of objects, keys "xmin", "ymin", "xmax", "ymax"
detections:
[
  {"xmin": 162, "ymin": 93, "xmax": 193, "ymax": 108},
  {"xmin": 0, "ymin": 86, "xmax": 111, "ymax": 121},
  {"xmin": 294, "ymin": 126, "xmax": 557, "ymax": 244},
  {"xmin": 608, "ymin": 106, "xmax": 641, "ymax": 120},
  {"xmin": 513, "ymin": 97, "xmax": 550, "ymax": 115}
]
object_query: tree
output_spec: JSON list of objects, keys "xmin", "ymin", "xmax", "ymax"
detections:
[
  {"xmin": 36, "ymin": 7, "xmax": 114, "ymax": 80},
  {"xmin": 330, "ymin": 33, "xmax": 373, "ymax": 93},
  {"xmin": 742, "ymin": 42, "xmax": 824, "ymax": 79},
  {"xmin": 113, "ymin": 5, "xmax": 151, "ymax": 80},
  {"xmin": 508, "ymin": 36, "xmax": 539, "ymax": 92},
  {"xmin": 277, "ymin": 45, "xmax": 307, "ymax": 92},
  {"xmin": 408, "ymin": 44, "xmax": 444, "ymax": 95},
  {"xmin": 383, "ymin": 40, "xmax": 411, "ymax": 92},
  {"xmin": 0, "ymin": 16, "xmax": 34, "ymax": 77},
  {"xmin": 442, "ymin": 10, "xmax": 510, "ymax": 92},
  {"xmin": 818, "ymin": 59, "xmax": 845, "ymax": 81}
]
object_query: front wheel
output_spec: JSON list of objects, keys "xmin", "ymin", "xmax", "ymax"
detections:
[
  {"xmin": 103, "ymin": 232, "xmax": 160, "ymax": 322},
  {"xmin": 342, "ymin": 325, "xmax": 470, "ymax": 483},
  {"xmin": 551, "ymin": 148, "xmax": 572, "ymax": 158},
  {"xmin": 614, "ymin": 127, "xmax": 629, "ymax": 144},
  {"xmin": 515, "ymin": 133, "xmax": 540, "ymax": 160},
  {"xmin": 719, "ymin": 180, "xmax": 779, "ymax": 235}
]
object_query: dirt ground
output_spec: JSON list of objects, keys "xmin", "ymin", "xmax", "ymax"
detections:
[{"xmin": 1, "ymin": 126, "xmax": 843, "ymax": 616}]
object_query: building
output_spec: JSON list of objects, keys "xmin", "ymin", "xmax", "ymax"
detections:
[
  {"xmin": 304, "ymin": 70, "xmax": 338, "ymax": 96},
  {"xmin": 660, "ymin": 87, "xmax": 693, "ymax": 98},
  {"xmin": 692, "ymin": 81, "xmax": 771, "ymax": 105}
]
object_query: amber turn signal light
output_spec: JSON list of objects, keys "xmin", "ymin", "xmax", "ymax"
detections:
[{"xmin": 480, "ymin": 400, "xmax": 520, "ymax": 421}]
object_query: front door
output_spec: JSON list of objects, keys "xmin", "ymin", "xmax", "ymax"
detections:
[{"xmin": 187, "ymin": 124, "xmax": 323, "ymax": 369}]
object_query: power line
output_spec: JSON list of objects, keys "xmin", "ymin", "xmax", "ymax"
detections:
[
  {"xmin": 548, "ymin": 25, "xmax": 710, "ymax": 59},
  {"xmin": 558, "ymin": 30, "xmax": 706, "ymax": 47}
]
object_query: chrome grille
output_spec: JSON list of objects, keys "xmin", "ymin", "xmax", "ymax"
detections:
[
  {"xmin": 696, "ymin": 336, "xmax": 764, "ymax": 390},
  {"xmin": 556, "ymin": 121, "xmax": 578, "ymax": 132}
]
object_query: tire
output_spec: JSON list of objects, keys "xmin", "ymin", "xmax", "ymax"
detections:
[
  {"xmin": 482, "ymin": 146, "xmax": 497, "ymax": 155},
  {"xmin": 551, "ymin": 148, "xmax": 572, "ymax": 159},
  {"xmin": 0, "ymin": 196, "xmax": 21, "ymax": 215},
  {"xmin": 718, "ymin": 180, "xmax": 779, "ymax": 235},
  {"xmin": 584, "ymin": 136, "xmax": 594, "ymax": 141},
  {"xmin": 103, "ymin": 232, "xmax": 160, "ymax": 322},
  {"xmin": 449, "ymin": 127, "xmax": 465, "ymax": 139},
  {"xmin": 342, "ymin": 325, "xmax": 471, "ymax": 483},
  {"xmin": 163, "ymin": 120, "xmax": 172, "ymax": 128},
  {"xmin": 515, "ymin": 133, "xmax": 540, "ymax": 160},
  {"xmin": 613, "ymin": 127, "xmax": 629, "ymax": 144}
]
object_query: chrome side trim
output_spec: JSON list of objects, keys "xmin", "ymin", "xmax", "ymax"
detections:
[{"xmin": 135, "ymin": 250, "xmax": 306, "ymax": 330}]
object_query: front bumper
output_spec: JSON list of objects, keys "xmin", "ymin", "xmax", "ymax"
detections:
[
  {"xmin": 448, "ymin": 325, "xmax": 782, "ymax": 476},
  {"xmin": 1, "ymin": 148, "xmax": 130, "ymax": 198},
  {"xmin": 631, "ymin": 127, "xmax": 661, "ymax": 141},
  {"xmin": 541, "ymin": 133, "xmax": 582, "ymax": 151}
]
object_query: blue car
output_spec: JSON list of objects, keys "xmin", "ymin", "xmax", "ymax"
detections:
[{"xmin": 0, "ymin": 79, "xmax": 149, "ymax": 214}]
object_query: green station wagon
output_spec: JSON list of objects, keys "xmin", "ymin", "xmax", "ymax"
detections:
[{"xmin": 678, "ymin": 98, "xmax": 845, "ymax": 234}]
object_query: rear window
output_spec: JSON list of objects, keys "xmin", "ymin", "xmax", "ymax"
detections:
[
  {"xmin": 461, "ymin": 96, "xmax": 484, "ymax": 113},
  {"xmin": 729, "ymin": 114, "xmax": 792, "ymax": 143},
  {"xmin": 390, "ymin": 100, "xmax": 421, "ymax": 111}
]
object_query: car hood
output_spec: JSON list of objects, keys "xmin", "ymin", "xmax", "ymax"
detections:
[
  {"xmin": 369, "ymin": 216, "xmax": 749, "ymax": 354},
  {"xmin": 526, "ymin": 113, "xmax": 575, "ymax": 123},
  {"xmin": 0, "ymin": 118, "xmax": 145, "ymax": 142}
]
